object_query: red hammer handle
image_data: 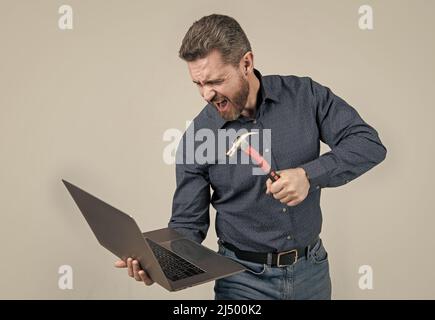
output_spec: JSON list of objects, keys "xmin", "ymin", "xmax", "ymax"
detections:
[{"xmin": 245, "ymin": 146, "xmax": 281, "ymax": 182}]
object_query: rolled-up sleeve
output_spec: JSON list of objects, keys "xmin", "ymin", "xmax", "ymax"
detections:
[
  {"xmin": 168, "ymin": 133, "xmax": 211, "ymax": 244},
  {"xmin": 300, "ymin": 78, "xmax": 387, "ymax": 192}
]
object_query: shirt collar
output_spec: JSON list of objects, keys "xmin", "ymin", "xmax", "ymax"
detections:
[{"xmin": 254, "ymin": 68, "xmax": 279, "ymax": 103}]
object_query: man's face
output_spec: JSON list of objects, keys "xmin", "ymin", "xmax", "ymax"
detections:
[{"xmin": 187, "ymin": 50, "xmax": 249, "ymax": 121}]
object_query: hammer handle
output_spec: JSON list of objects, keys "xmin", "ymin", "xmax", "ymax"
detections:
[{"xmin": 268, "ymin": 170, "xmax": 281, "ymax": 182}]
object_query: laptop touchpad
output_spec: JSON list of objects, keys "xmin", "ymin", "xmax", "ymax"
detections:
[{"xmin": 165, "ymin": 239, "xmax": 212, "ymax": 263}]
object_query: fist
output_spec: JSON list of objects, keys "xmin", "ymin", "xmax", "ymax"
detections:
[{"xmin": 265, "ymin": 168, "xmax": 310, "ymax": 206}]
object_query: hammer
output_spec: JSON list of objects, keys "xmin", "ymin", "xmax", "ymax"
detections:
[{"xmin": 226, "ymin": 132, "xmax": 281, "ymax": 182}]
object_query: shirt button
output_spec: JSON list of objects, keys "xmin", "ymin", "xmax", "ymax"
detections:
[
  {"xmin": 265, "ymin": 148, "xmax": 270, "ymax": 153},
  {"xmin": 253, "ymin": 120, "xmax": 257, "ymax": 124},
  {"xmin": 316, "ymin": 185, "xmax": 320, "ymax": 190},
  {"xmin": 287, "ymin": 235, "xmax": 292, "ymax": 240},
  {"xmin": 282, "ymin": 207, "xmax": 287, "ymax": 213}
]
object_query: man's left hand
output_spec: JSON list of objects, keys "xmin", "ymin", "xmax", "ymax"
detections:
[{"xmin": 265, "ymin": 168, "xmax": 310, "ymax": 206}]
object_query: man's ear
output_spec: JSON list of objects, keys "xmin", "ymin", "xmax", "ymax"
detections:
[{"xmin": 241, "ymin": 51, "xmax": 254, "ymax": 74}]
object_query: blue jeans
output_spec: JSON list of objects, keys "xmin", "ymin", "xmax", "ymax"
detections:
[{"xmin": 214, "ymin": 238, "xmax": 332, "ymax": 300}]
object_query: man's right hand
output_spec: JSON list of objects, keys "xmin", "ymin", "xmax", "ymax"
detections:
[{"xmin": 114, "ymin": 258, "xmax": 154, "ymax": 286}]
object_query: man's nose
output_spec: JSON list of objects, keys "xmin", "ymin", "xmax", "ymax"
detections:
[{"xmin": 202, "ymin": 87, "xmax": 216, "ymax": 103}]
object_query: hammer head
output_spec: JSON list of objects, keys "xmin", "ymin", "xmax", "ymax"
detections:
[{"xmin": 226, "ymin": 132, "xmax": 258, "ymax": 157}]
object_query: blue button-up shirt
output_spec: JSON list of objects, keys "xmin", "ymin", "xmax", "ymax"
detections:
[{"xmin": 169, "ymin": 69, "xmax": 386, "ymax": 252}]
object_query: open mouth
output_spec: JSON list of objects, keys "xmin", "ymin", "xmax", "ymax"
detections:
[{"xmin": 215, "ymin": 99, "xmax": 228, "ymax": 111}]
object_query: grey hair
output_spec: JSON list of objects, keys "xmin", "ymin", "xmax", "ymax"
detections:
[{"xmin": 179, "ymin": 14, "xmax": 252, "ymax": 67}]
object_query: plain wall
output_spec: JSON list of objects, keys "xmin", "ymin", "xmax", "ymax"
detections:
[{"xmin": 1, "ymin": 0, "xmax": 434, "ymax": 299}]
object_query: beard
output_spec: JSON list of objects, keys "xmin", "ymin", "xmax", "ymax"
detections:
[{"xmin": 214, "ymin": 73, "xmax": 249, "ymax": 121}]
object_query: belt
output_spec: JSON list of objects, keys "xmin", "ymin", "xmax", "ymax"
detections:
[{"xmin": 221, "ymin": 238, "xmax": 319, "ymax": 267}]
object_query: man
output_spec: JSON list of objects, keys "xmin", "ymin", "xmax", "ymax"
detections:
[{"xmin": 115, "ymin": 14, "xmax": 386, "ymax": 299}]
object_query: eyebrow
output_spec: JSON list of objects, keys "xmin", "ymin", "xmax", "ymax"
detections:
[{"xmin": 192, "ymin": 78, "xmax": 224, "ymax": 85}]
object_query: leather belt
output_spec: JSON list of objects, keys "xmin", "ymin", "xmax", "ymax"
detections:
[{"xmin": 221, "ymin": 238, "xmax": 319, "ymax": 267}]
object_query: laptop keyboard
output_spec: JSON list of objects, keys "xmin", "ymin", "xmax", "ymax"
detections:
[{"xmin": 146, "ymin": 239, "xmax": 205, "ymax": 282}]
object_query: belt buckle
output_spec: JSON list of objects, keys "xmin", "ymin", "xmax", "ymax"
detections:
[{"xmin": 277, "ymin": 249, "xmax": 298, "ymax": 267}]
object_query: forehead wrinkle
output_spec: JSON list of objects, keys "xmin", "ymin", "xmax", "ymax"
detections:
[
  {"xmin": 193, "ymin": 71, "xmax": 226, "ymax": 84},
  {"xmin": 190, "ymin": 54, "xmax": 228, "ymax": 83}
]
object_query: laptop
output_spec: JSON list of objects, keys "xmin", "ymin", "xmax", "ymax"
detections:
[{"xmin": 62, "ymin": 179, "xmax": 246, "ymax": 292}]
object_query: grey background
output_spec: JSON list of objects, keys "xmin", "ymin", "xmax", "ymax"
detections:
[{"xmin": 0, "ymin": 0, "xmax": 433, "ymax": 299}]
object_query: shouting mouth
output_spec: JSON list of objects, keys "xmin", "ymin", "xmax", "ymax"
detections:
[{"xmin": 215, "ymin": 99, "xmax": 229, "ymax": 112}]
